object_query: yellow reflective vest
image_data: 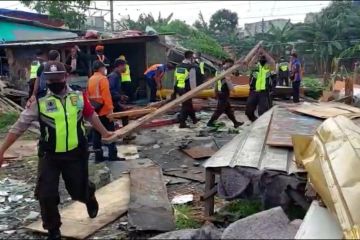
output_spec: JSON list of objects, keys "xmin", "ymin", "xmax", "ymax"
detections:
[
  {"xmin": 30, "ymin": 61, "xmax": 40, "ymax": 79},
  {"xmin": 174, "ymin": 63, "xmax": 192, "ymax": 89},
  {"xmin": 38, "ymin": 91, "xmax": 86, "ymax": 153},
  {"xmin": 279, "ymin": 62, "xmax": 289, "ymax": 72},
  {"xmin": 121, "ymin": 64, "xmax": 131, "ymax": 82}
]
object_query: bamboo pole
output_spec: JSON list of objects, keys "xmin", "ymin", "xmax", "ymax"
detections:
[{"xmin": 103, "ymin": 41, "xmax": 264, "ymax": 143}]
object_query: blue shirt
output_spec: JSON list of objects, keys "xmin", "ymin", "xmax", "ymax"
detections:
[
  {"xmin": 145, "ymin": 64, "xmax": 166, "ymax": 78},
  {"xmin": 107, "ymin": 71, "xmax": 122, "ymax": 101},
  {"xmin": 291, "ymin": 59, "xmax": 301, "ymax": 82}
]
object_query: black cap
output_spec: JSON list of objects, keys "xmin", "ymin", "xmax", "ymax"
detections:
[
  {"xmin": 114, "ymin": 58, "xmax": 126, "ymax": 67},
  {"xmin": 48, "ymin": 50, "xmax": 60, "ymax": 61},
  {"xmin": 43, "ymin": 61, "xmax": 66, "ymax": 81},
  {"xmin": 92, "ymin": 60, "xmax": 105, "ymax": 71}
]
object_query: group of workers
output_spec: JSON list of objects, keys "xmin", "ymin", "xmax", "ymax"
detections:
[{"xmin": 0, "ymin": 43, "xmax": 302, "ymax": 240}]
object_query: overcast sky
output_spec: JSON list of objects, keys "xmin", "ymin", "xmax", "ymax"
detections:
[{"xmin": 1, "ymin": 1, "xmax": 330, "ymax": 27}]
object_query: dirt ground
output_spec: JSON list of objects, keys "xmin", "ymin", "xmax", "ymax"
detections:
[{"xmin": 0, "ymin": 110, "xmax": 249, "ymax": 239}]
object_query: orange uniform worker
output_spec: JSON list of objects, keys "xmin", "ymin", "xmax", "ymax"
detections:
[
  {"xmin": 87, "ymin": 61, "xmax": 119, "ymax": 163},
  {"xmin": 144, "ymin": 63, "xmax": 175, "ymax": 102}
]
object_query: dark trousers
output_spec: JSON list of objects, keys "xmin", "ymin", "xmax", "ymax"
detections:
[
  {"xmin": 292, "ymin": 81, "xmax": 300, "ymax": 103},
  {"xmin": 35, "ymin": 148, "xmax": 95, "ymax": 230},
  {"xmin": 114, "ymin": 102, "xmax": 129, "ymax": 127},
  {"xmin": 278, "ymin": 75, "xmax": 289, "ymax": 86},
  {"xmin": 209, "ymin": 92, "xmax": 237, "ymax": 124},
  {"xmin": 245, "ymin": 91, "xmax": 271, "ymax": 122},
  {"xmin": 177, "ymin": 88, "xmax": 196, "ymax": 125},
  {"xmin": 121, "ymin": 82, "xmax": 133, "ymax": 101},
  {"xmin": 93, "ymin": 115, "xmax": 117, "ymax": 161},
  {"xmin": 146, "ymin": 76, "xmax": 157, "ymax": 102}
]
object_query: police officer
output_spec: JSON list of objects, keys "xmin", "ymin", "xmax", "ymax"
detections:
[
  {"xmin": 207, "ymin": 58, "xmax": 243, "ymax": 128},
  {"xmin": 118, "ymin": 55, "xmax": 133, "ymax": 101},
  {"xmin": 245, "ymin": 54, "xmax": 275, "ymax": 122},
  {"xmin": 194, "ymin": 52, "xmax": 205, "ymax": 86},
  {"xmin": 0, "ymin": 61, "xmax": 114, "ymax": 240},
  {"xmin": 277, "ymin": 57, "xmax": 290, "ymax": 86},
  {"xmin": 174, "ymin": 50, "xmax": 198, "ymax": 128}
]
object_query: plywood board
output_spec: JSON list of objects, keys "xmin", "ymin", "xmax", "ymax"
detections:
[
  {"xmin": 27, "ymin": 175, "xmax": 130, "ymax": 239},
  {"xmin": 128, "ymin": 166, "xmax": 175, "ymax": 232},
  {"xmin": 182, "ymin": 146, "xmax": 216, "ymax": 159},
  {"xmin": 289, "ymin": 102, "xmax": 360, "ymax": 119},
  {"xmin": 266, "ymin": 107, "xmax": 322, "ymax": 147}
]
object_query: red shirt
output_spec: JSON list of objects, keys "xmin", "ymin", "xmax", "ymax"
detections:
[{"xmin": 82, "ymin": 92, "xmax": 94, "ymax": 118}]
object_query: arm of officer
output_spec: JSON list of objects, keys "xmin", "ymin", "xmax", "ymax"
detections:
[
  {"xmin": 189, "ymin": 68, "xmax": 197, "ymax": 90},
  {"xmin": 82, "ymin": 93, "xmax": 112, "ymax": 138},
  {"xmin": 0, "ymin": 101, "xmax": 38, "ymax": 167}
]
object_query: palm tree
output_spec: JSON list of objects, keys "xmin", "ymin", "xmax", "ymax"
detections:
[{"xmin": 264, "ymin": 19, "xmax": 293, "ymax": 59}]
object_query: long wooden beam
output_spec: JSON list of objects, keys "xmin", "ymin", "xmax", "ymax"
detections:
[
  {"xmin": 107, "ymin": 108, "xmax": 157, "ymax": 120},
  {"xmin": 103, "ymin": 41, "xmax": 263, "ymax": 143}
]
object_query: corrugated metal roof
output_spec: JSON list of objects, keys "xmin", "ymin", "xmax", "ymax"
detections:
[
  {"xmin": 204, "ymin": 106, "xmax": 304, "ymax": 174},
  {"xmin": 0, "ymin": 35, "xmax": 158, "ymax": 47}
]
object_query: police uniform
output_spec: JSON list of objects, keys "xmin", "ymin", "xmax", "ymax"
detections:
[
  {"xmin": 207, "ymin": 72, "xmax": 242, "ymax": 127},
  {"xmin": 277, "ymin": 61, "xmax": 290, "ymax": 86},
  {"xmin": 8, "ymin": 61, "xmax": 98, "ymax": 239},
  {"xmin": 245, "ymin": 63, "xmax": 273, "ymax": 122},
  {"xmin": 174, "ymin": 61, "xmax": 197, "ymax": 127}
]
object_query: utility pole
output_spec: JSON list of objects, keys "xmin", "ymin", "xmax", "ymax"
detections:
[{"xmin": 110, "ymin": 0, "xmax": 114, "ymax": 32}]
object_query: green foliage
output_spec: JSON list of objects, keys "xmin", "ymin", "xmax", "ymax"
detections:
[
  {"xmin": 156, "ymin": 20, "xmax": 228, "ymax": 59},
  {"xmin": 20, "ymin": 0, "xmax": 91, "ymax": 29},
  {"xmin": 209, "ymin": 9, "xmax": 238, "ymax": 33},
  {"xmin": 215, "ymin": 199, "xmax": 262, "ymax": 224},
  {"xmin": 0, "ymin": 112, "xmax": 19, "ymax": 131},
  {"xmin": 174, "ymin": 205, "xmax": 202, "ymax": 230},
  {"xmin": 302, "ymin": 77, "xmax": 325, "ymax": 99}
]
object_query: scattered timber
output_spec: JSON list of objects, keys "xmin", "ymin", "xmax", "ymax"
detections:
[{"xmin": 104, "ymin": 41, "xmax": 264, "ymax": 142}]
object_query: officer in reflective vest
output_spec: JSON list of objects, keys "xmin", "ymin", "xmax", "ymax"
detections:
[
  {"xmin": 277, "ymin": 57, "xmax": 290, "ymax": 86},
  {"xmin": 245, "ymin": 55, "xmax": 274, "ymax": 122},
  {"xmin": 207, "ymin": 59, "xmax": 243, "ymax": 128},
  {"xmin": 194, "ymin": 52, "xmax": 205, "ymax": 85},
  {"xmin": 118, "ymin": 55, "xmax": 133, "ymax": 101},
  {"xmin": 174, "ymin": 50, "xmax": 198, "ymax": 128},
  {"xmin": 0, "ymin": 61, "xmax": 114, "ymax": 240}
]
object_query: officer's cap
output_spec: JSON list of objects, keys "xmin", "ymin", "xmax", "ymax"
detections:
[{"xmin": 43, "ymin": 61, "xmax": 66, "ymax": 81}]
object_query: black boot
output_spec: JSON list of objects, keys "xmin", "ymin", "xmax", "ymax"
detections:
[
  {"xmin": 179, "ymin": 122, "xmax": 189, "ymax": 128},
  {"xmin": 47, "ymin": 229, "xmax": 61, "ymax": 240},
  {"xmin": 94, "ymin": 149, "xmax": 105, "ymax": 164},
  {"xmin": 86, "ymin": 195, "xmax": 99, "ymax": 219},
  {"xmin": 233, "ymin": 121, "xmax": 244, "ymax": 128}
]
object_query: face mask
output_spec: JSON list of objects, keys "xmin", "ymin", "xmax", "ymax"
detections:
[
  {"xmin": 260, "ymin": 60, "xmax": 266, "ymax": 66},
  {"xmin": 47, "ymin": 82, "xmax": 66, "ymax": 94}
]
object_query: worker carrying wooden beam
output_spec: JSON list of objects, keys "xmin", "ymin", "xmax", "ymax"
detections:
[{"xmin": 0, "ymin": 61, "xmax": 116, "ymax": 240}]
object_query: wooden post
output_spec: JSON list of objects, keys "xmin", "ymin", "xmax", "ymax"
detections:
[
  {"xmin": 103, "ymin": 41, "xmax": 264, "ymax": 143},
  {"xmin": 204, "ymin": 168, "xmax": 216, "ymax": 217}
]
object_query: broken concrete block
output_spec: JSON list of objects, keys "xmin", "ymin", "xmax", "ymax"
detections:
[
  {"xmin": 221, "ymin": 207, "xmax": 300, "ymax": 239},
  {"xmin": 151, "ymin": 223, "xmax": 222, "ymax": 239}
]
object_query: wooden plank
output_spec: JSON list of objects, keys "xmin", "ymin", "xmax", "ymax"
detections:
[
  {"xmin": 289, "ymin": 102, "xmax": 360, "ymax": 119},
  {"xmin": 204, "ymin": 168, "xmax": 216, "ymax": 217},
  {"xmin": 182, "ymin": 146, "xmax": 216, "ymax": 160},
  {"xmin": 27, "ymin": 175, "xmax": 130, "ymax": 239},
  {"xmin": 128, "ymin": 166, "xmax": 175, "ymax": 232},
  {"xmin": 103, "ymin": 41, "xmax": 264, "ymax": 143},
  {"xmin": 163, "ymin": 169, "xmax": 205, "ymax": 183},
  {"xmin": 266, "ymin": 107, "xmax": 322, "ymax": 147},
  {"xmin": 107, "ymin": 108, "xmax": 156, "ymax": 120}
]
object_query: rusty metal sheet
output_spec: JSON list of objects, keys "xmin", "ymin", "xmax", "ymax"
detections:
[
  {"xmin": 266, "ymin": 107, "xmax": 322, "ymax": 147},
  {"xmin": 128, "ymin": 166, "xmax": 175, "ymax": 232},
  {"xmin": 182, "ymin": 146, "xmax": 216, "ymax": 159}
]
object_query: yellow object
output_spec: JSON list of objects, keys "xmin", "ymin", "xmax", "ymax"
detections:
[
  {"xmin": 255, "ymin": 65, "xmax": 270, "ymax": 91},
  {"xmin": 293, "ymin": 116, "xmax": 360, "ymax": 239},
  {"xmin": 174, "ymin": 67, "xmax": 189, "ymax": 89},
  {"xmin": 30, "ymin": 61, "xmax": 40, "ymax": 79},
  {"xmin": 121, "ymin": 64, "xmax": 131, "ymax": 82},
  {"xmin": 119, "ymin": 55, "xmax": 126, "ymax": 61},
  {"xmin": 199, "ymin": 62, "xmax": 205, "ymax": 75},
  {"xmin": 157, "ymin": 84, "xmax": 250, "ymax": 99}
]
